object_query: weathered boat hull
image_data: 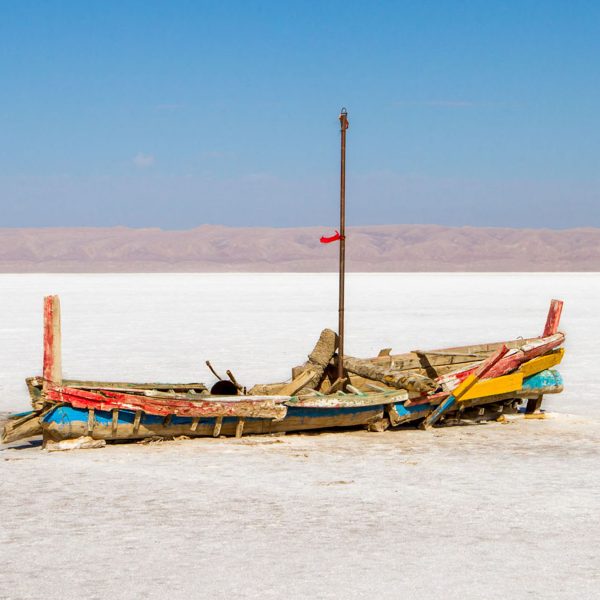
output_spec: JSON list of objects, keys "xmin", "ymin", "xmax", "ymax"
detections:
[
  {"xmin": 1, "ymin": 297, "xmax": 567, "ymax": 447},
  {"xmin": 37, "ymin": 369, "xmax": 563, "ymax": 441},
  {"xmin": 41, "ymin": 404, "xmax": 385, "ymax": 441}
]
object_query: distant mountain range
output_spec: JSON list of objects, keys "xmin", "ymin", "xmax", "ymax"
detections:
[{"xmin": 0, "ymin": 225, "xmax": 599, "ymax": 271}]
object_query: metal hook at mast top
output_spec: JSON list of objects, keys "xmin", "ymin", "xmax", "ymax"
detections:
[{"xmin": 339, "ymin": 107, "xmax": 349, "ymax": 130}]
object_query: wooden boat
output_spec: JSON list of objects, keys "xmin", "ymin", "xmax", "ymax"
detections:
[{"xmin": 1, "ymin": 296, "xmax": 565, "ymax": 446}]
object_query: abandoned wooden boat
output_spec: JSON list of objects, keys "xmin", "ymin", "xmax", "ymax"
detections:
[{"xmin": 1, "ymin": 296, "xmax": 565, "ymax": 446}]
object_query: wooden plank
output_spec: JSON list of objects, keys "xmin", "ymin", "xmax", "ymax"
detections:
[
  {"xmin": 369, "ymin": 337, "xmax": 540, "ymax": 371},
  {"xmin": 111, "ymin": 409, "xmax": 119, "ymax": 436},
  {"xmin": 213, "ymin": 416, "xmax": 223, "ymax": 437},
  {"xmin": 519, "ymin": 349, "xmax": 564, "ymax": 378},
  {"xmin": 286, "ymin": 329, "xmax": 337, "ymax": 392},
  {"xmin": 329, "ymin": 377, "xmax": 347, "ymax": 393},
  {"xmin": 413, "ymin": 350, "xmax": 480, "ymax": 358},
  {"xmin": 247, "ymin": 382, "xmax": 286, "ymax": 395},
  {"xmin": 286, "ymin": 390, "xmax": 407, "ymax": 408},
  {"xmin": 190, "ymin": 417, "xmax": 200, "ymax": 432},
  {"xmin": 42, "ymin": 295, "xmax": 62, "ymax": 390},
  {"xmin": 459, "ymin": 372, "xmax": 523, "ymax": 401},
  {"xmin": 278, "ymin": 369, "xmax": 318, "ymax": 396},
  {"xmin": 543, "ymin": 299, "xmax": 564, "ymax": 337},
  {"xmin": 63, "ymin": 380, "xmax": 208, "ymax": 393},
  {"xmin": 305, "ymin": 328, "xmax": 337, "ymax": 388}
]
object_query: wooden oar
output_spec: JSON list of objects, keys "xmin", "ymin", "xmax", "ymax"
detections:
[{"xmin": 421, "ymin": 344, "xmax": 510, "ymax": 429}]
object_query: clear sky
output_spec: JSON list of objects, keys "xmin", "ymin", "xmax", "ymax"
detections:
[{"xmin": 1, "ymin": 1, "xmax": 598, "ymax": 229}]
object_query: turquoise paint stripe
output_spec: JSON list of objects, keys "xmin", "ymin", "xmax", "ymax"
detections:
[
  {"xmin": 522, "ymin": 369, "xmax": 562, "ymax": 389},
  {"xmin": 42, "ymin": 403, "xmax": 384, "ymax": 427}
]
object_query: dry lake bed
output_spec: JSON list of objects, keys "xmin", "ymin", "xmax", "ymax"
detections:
[{"xmin": 1, "ymin": 273, "xmax": 599, "ymax": 599}]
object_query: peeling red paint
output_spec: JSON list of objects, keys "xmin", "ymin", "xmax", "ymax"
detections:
[
  {"xmin": 543, "ymin": 299, "xmax": 564, "ymax": 337},
  {"xmin": 45, "ymin": 385, "xmax": 287, "ymax": 420}
]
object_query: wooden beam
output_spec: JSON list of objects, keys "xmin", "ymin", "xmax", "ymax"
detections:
[
  {"xmin": 543, "ymin": 299, "xmax": 564, "ymax": 337},
  {"xmin": 86, "ymin": 408, "xmax": 95, "ymax": 435},
  {"xmin": 63, "ymin": 380, "xmax": 208, "ymax": 393},
  {"xmin": 343, "ymin": 356, "xmax": 436, "ymax": 393},
  {"xmin": 235, "ymin": 418, "xmax": 245, "ymax": 438},
  {"xmin": 525, "ymin": 394, "xmax": 544, "ymax": 414},
  {"xmin": 42, "ymin": 295, "xmax": 62, "ymax": 390},
  {"xmin": 111, "ymin": 409, "xmax": 119, "ymax": 436},
  {"xmin": 133, "ymin": 410, "xmax": 142, "ymax": 434}
]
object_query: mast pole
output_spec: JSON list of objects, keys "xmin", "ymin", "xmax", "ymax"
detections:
[{"xmin": 337, "ymin": 108, "xmax": 348, "ymax": 381}]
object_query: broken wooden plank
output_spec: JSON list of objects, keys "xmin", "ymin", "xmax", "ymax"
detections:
[
  {"xmin": 367, "ymin": 417, "xmax": 389, "ymax": 432},
  {"xmin": 278, "ymin": 368, "xmax": 319, "ymax": 396},
  {"xmin": 1, "ymin": 411, "xmax": 44, "ymax": 443},
  {"xmin": 458, "ymin": 372, "xmax": 524, "ymax": 401},
  {"xmin": 286, "ymin": 389, "xmax": 407, "ymax": 408},
  {"xmin": 519, "ymin": 348, "xmax": 564, "ymax": 378},
  {"xmin": 328, "ymin": 377, "xmax": 347, "ymax": 393},
  {"xmin": 343, "ymin": 356, "xmax": 436, "ymax": 393},
  {"xmin": 247, "ymin": 382, "xmax": 286, "ymax": 395}
]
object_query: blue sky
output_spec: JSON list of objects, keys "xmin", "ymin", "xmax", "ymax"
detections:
[{"xmin": 1, "ymin": 1, "xmax": 598, "ymax": 228}]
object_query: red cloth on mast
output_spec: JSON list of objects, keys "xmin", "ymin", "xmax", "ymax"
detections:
[{"xmin": 320, "ymin": 230, "xmax": 343, "ymax": 244}]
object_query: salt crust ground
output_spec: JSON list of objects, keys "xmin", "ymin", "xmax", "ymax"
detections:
[
  {"xmin": 1, "ymin": 414, "xmax": 599, "ymax": 600},
  {"xmin": 1, "ymin": 273, "xmax": 599, "ymax": 598}
]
